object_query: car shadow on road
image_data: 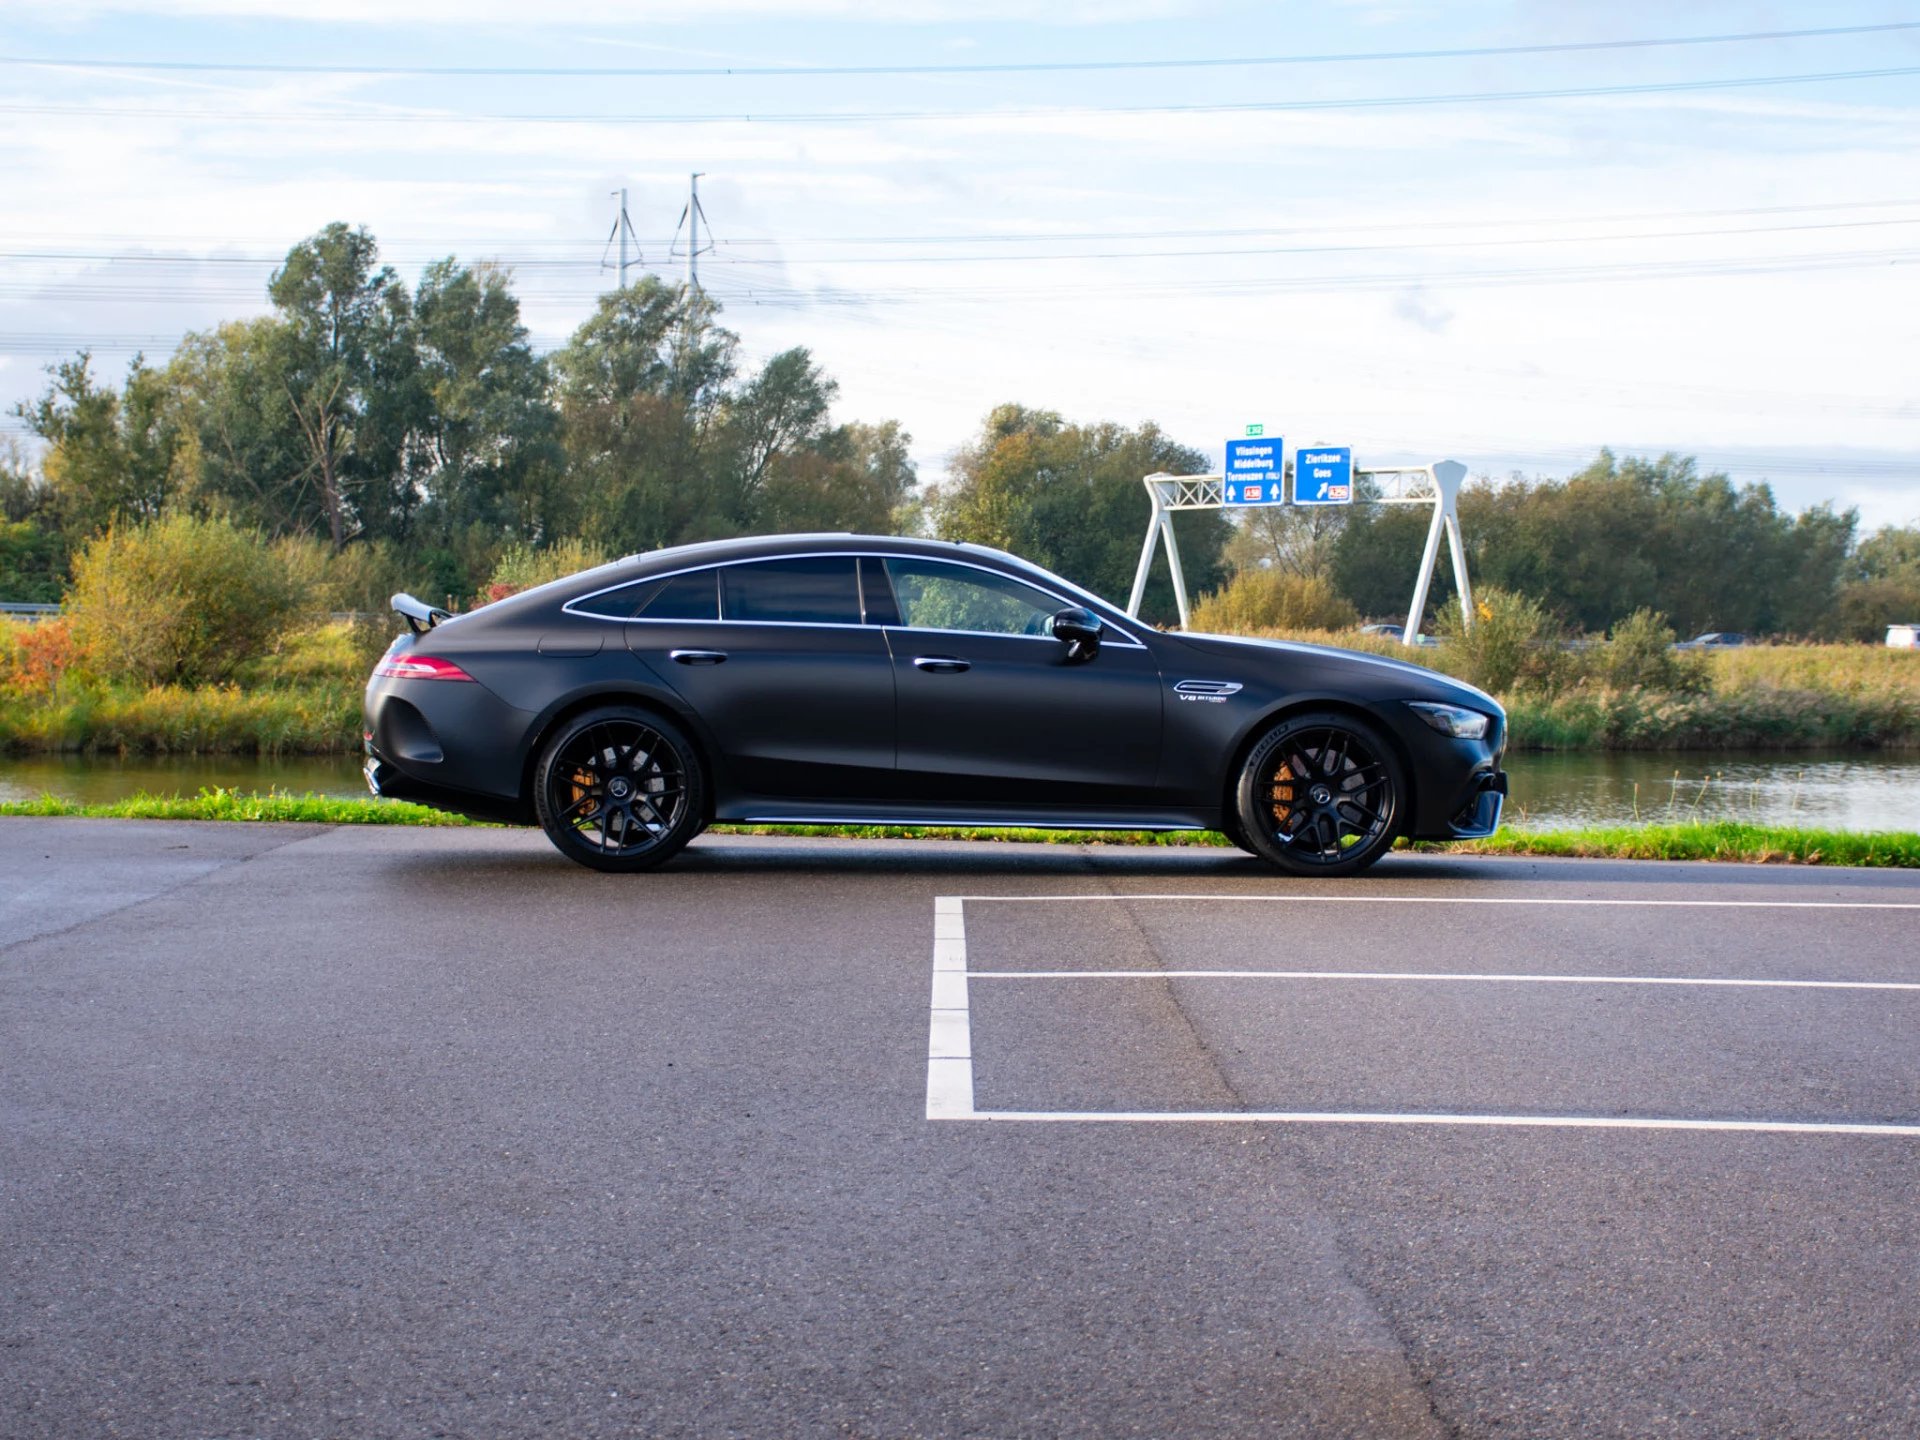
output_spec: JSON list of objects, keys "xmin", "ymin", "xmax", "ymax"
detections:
[{"xmin": 358, "ymin": 830, "xmax": 1920, "ymax": 893}]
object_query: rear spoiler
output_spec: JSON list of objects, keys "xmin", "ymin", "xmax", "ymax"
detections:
[{"xmin": 391, "ymin": 592, "xmax": 453, "ymax": 636}]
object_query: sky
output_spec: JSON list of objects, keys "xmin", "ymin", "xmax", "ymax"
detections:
[{"xmin": 2, "ymin": 0, "xmax": 1917, "ymax": 529}]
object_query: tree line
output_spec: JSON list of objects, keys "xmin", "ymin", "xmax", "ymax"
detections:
[
  {"xmin": 3, "ymin": 223, "xmax": 914, "ymax": 606},
  {"xmin": 1226, "ymin": 451, "xmax": 1915, "ymax": 640},
  {"xmin": 4, "ymin": 221, "xmax": 1915, "ymax": 638}
]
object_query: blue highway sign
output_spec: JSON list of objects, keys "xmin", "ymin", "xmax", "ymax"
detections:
[
  {"xmin": 1294, "ymin": 446, "xmax": 1352, "ymax": 506},
  {"xmin": 1224, "ymin": 436, "xmax": 1285, "ymax": 506}
]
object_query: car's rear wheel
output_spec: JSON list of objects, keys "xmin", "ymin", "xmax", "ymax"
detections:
[
  {"xmin": 533, "ymin": 706, "xmax": 705, "ymax": 872},
  {"xmin": 1233, "ymin": 712, "xmax": 1404, "ymax": 877}
]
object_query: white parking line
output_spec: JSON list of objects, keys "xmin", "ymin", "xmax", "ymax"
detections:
[
  {"xmin": 963, "ymin": 1110, "xmax": 1920, "ymax": 1137},
  {"xmin": 927, "ymin": 894, "xmax": 1920, "ymax": 1135},
  {"xmin": 967, "ymin": 970, "xmax": 1920, "ymax": 991},
  {"xmin": 925, "ymin": 897, "xmax": 974, "ymax": 1118},
  {"xmin": 956, "ymin": 894, "xmax": 1920, "ymax": 909}
]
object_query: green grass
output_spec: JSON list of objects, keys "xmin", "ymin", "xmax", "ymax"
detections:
[
  {"xmin": 3, "ymin": 792, "xmax": 1916, "ymax": 867},
  {"xmin": 0, "ymin": 788, "xmax": 469, "ymax": 825},
  {"xmin": 1433, "ymin": 821, "xmax": 1920, "ymax": 868}
]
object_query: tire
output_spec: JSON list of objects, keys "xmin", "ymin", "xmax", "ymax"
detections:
[
  {"xmin": 1218, "ymin": 818, "xmax": 1260, "ymax": 856},
  {"xmin": 1232, "ymin": 711, "xmax": 1405, "ymax": 878},
  {"xmin": 533, "ymin": 706, "xmax": 706, "ymax": 873}
]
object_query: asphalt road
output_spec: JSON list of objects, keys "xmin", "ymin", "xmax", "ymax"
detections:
[{"xmin": 3, "ymin": 819, "xmax": 1917, "ymax": 1439}]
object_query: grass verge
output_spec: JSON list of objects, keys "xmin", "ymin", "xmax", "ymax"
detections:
[{"xmin": 2, "ymin": 792, "xmax": 1916, "ymax": 867}]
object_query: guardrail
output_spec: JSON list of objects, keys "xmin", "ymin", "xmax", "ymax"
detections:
[{"xmin": 0, "ymin": 601, "xmax": 59, "ymax": 619}]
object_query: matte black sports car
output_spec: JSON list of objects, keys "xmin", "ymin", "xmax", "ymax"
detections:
[{"xmin": 364, "ymin": 533, "xmax": 1506, "ymax": 875}]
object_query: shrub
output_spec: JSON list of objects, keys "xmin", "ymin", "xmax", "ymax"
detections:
[
  {"xmin": 483, "ymin": 538, "xmax": 610, "ymax": 605},
  {"xmin": 1190, "ymin": 568, "xmax": 1358, "ymax": 633},
  {"xmin": 66, "ymin": 514, "xmax": 298, "ymax": 686},
  {"xmin": 1591, "ymin": 608, "xmax": 1710, "ymax": 695},
  {"xmin": 2, "ymin": 615, "xmax": 79, "ymax": 693},
  {"xmin": 1435, "ymin": 587, "xmax": 1572, "ymax": 695}
]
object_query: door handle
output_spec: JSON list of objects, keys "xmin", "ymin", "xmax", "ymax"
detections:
[
  {"xmin": 670, "ymin": 649, "xmax": 728, "ymax": 665},
  {"xmin": 913, "ymin": 655, "xmax": 970, "ymax": 674}
]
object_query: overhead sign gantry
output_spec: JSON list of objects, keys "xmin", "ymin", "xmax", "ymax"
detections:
[{"xmin": 1125, "ymin": 455, "xmax": 1474, "ymax": 643}]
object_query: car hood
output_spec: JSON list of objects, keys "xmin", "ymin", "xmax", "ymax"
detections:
[{"xmin": 1168, "ymin": 630, "xmax": 1503, "ymax": 714}]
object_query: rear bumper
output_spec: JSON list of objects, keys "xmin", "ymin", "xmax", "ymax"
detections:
[{"xmin": 364, "ymin": 746, "xmax": 535, "ymax": 825}]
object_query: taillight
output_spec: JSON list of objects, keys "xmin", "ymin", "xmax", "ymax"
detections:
[{"xmin": 374, "ymin": 654, "xmax": 477, "ymax": 682}]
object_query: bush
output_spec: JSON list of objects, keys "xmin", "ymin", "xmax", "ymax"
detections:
[
  {"xmin": 1435, "ymin": 587, "xmax": 1572, "ymax": 695},
  {"xmin": 66, "ymin": 514, "xmax": 298, "ymax": 686},
  {"xmin": 483, "ymin": 538, "xmax": 610, "ymax": 604},
  {"xmin": 0, "ymin": 614, "xmax": 79, "ymax": 694},
  {"xmin": 1591, "ymin": 608, "xmax": 1709, "ymax": 695},
  {"xmin": 269, "ymin": 535, "xmax": 412, "ymax": 617},
  {"xmin": 1190, "ymin": 569, "xmax": 1358, "ymax": 633}
]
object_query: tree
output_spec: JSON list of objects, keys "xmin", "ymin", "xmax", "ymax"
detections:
[
  {"xmin": 551, "ymin": 278, "xmax": 737, "ymax": 553},
  {"xmin": 930, "ymin": 405, "xmax": 1225, "ymax": 622},
  {"xmin": 1337, "ymin": 451, "xmax": 1859, "ymax": 636},
  {"xmin": 168, "ymin": 318, "xmax": 312, "ymax": 538},
  {"xmin": 409, "ymin": 259, "xmax": 562, "ymax": 545},
  {"xmin": 1835, "ymin": 522, "xmax": 1920, "ymax": 640},
  {"xmin": 718, "ymin": 347, "xmax": 838, "ymax": 525},
  {"xmin": 14, "ymin": 352, "xmax": 191, "ymax": 537},
  {"xmin": 266, "ymin": 223, "xmax": 417, "ymax": 550}
]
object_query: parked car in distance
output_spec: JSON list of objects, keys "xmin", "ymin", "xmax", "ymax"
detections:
[
  {"xmin": 1673, "ymin": 632, "xmax": 1748, "ymax": 650},
  {"xmin": 1358, "ymin": 622, "xmax": 1439, "ymax": 647},
  {"xmin": 364, "ymin": 534, "xmax": 1507, "ymax": 877},
  {"xmin": 1887, "ymin": 623, "xmax": 1919, "ymax": 650}
]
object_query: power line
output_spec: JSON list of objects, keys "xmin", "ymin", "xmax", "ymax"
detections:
[
  {"xmin": 3, "ymin": 21, "xmax": 1915, "ymax": 79},
  {"xmin": 3, "ymin": 198, "xmax": 1917, "ymax": 256},
  {"xmin": 3, "ymin": 64, "xmax": 1915, "ymax": 126},
  {"xmin": 6, "ymin": 214, "xmax": 1918, "ymax": 274}
]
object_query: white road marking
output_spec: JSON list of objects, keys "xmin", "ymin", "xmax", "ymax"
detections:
[
  {"xmin": 966, "ymin": 970, "xmax": 1920, "ymax": 991},
  {"xmin": 925, "ymin": 897, "xmax": 974, "ymax": 1118},
  {"xmin": 955, "ymin": 894, "xmax": 1920, "ymax": 910},
  {"xmin": 926, "ymin": 893, "xmax": 1920, "ymax": 1135},
  {"xmin": 959, "ymin": 1110, "xmax": 1920, "ymax": 1137}
]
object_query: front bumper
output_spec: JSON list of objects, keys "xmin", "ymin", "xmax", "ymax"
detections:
[{"xmin": 1446, "ymin": 768, "xmax": 1508, "ymax": 839}]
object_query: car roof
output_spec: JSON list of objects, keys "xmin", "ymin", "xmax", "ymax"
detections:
[
  {"xmin": 474, "ymin": 532, "xmax": 1141, "ymax": 629},
  {"xmin": 615, "ymin": 532, "xmax": 1011, "ymax": 571}
]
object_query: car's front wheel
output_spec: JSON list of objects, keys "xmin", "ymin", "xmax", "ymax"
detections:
[
  {"xmin": 533, "ymin": 706, "xmax": 705, "ymax": 872},
  {"xmin": 1233, "ymin": 712, "xmax": 1404, "ymax": 877}
]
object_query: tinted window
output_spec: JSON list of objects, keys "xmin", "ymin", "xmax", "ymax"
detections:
[
  {"xmin": 569, "ymin": 569, "xmax": 718, "ymax": 620},
  {"xmin": 883, "ymin": 558, "xmax": 1060, "ymax": 636},
  {"xmin": 721, "ymin": 557, "xmax": 862, "ymax": 625},
  {"xmin": 639, "ymin": 569, "xmax": 720, "ymax": 620}
]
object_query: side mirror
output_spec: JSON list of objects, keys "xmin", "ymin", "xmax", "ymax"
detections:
[{"xmin": 1050, "ymin": 607, "xmax": 1103, "ymax": 663}]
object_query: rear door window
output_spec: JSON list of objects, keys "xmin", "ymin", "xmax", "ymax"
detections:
[{"xmin": 720, "ymin": 557, "xmax": 863, "ymax": 625}]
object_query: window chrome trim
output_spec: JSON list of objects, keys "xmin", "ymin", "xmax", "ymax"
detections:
[{"xmin": 561, "ymin": 550, "xmax": 1151, "ymax": 648}]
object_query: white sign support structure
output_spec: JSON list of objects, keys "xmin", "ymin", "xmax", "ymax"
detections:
[{"xmin": 1125, "ymin": 460, "xmax": 1474, "ymax": 642}]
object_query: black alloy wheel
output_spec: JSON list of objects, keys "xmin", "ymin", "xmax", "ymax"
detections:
[
  {"xmin": 1233, "ymin": 712, "xmax": 1404, "ymax": 877},
  {"xmin": 533, "ymin": 706, "xmax": 705, "ymax": 872}
]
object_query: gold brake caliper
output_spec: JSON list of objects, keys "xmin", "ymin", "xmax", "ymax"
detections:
[
  {"xmin": 1270, "ymin": 759, "xmax": 1297, "ymax": 829},
  {"xmin": 569, "ymin": 767, "xmax": 600, "ymax": 822}
]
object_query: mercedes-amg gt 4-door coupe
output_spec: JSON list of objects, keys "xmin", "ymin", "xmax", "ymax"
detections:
[{"xmin": 364, "ymin": 534, "xmax": 1506, "ymax": 875}]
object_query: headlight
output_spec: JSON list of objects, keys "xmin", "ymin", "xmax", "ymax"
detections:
[{"xmin": 1408, "ymin": 701, "xmax": 1491, "ymax": 739}]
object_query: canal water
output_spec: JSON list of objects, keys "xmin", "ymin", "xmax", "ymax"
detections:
[{"xmin": 2, "ymin": 750, "xmax": 1915, "ymax": 832}]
